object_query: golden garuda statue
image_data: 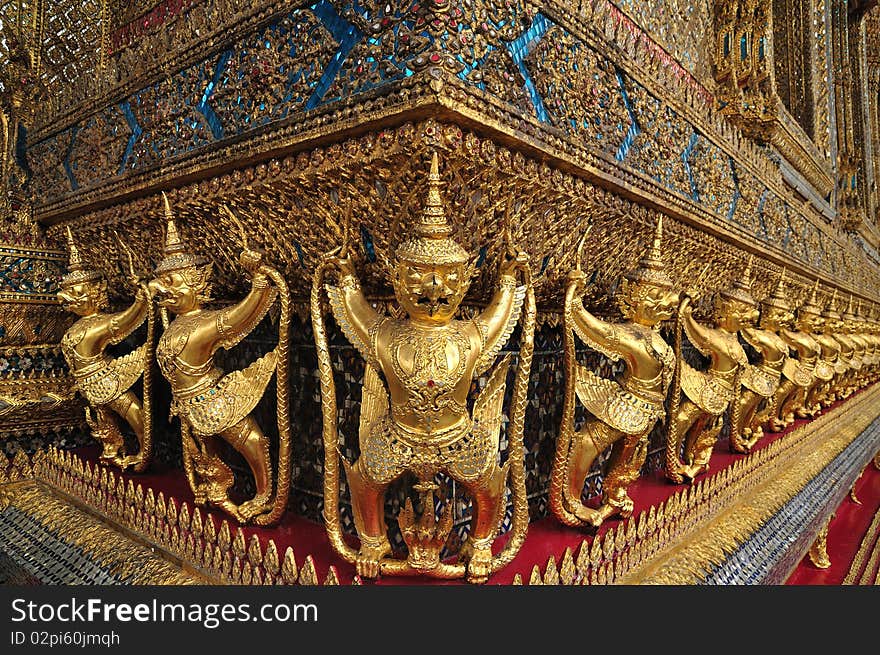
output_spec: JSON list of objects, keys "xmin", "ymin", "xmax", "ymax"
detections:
[
  {"xmin": 312, "ymin": 151, "xmax": 535, "ymax": 583},
  {"xmin": 148, "ymin": 194, "xmax": 292, "ymax": 526},
  {"xmin": 833, "ymin": 294, "xmax": 863, "ymax": 399},
  {"xmin": 767, "ymin": 280, "xmax": 823, "ymax": 430},
  {"xmin": 665, "ymin": 266, "xmax": 753, "ymax": 482},
  {"xmin": 550, "ymin": 217, "xmax": 677, "ymax": 529},
  {"xmin": 851, "ymin": 301, "xmax": 877, "ymax": 386},
  {"xmin": 864, "ymin": 305, "xmax": 880, "ymax": 381},
  {"xmin": 730, "ymin": 266, "xmax": 790, "ymax": 454},
  {"xmin": 808, "ymin": 289, "xmax": 844, "ymax": 411},
  {"xmin": 58, "ymin": 227, "xmax": 155, "ymax": 472}
]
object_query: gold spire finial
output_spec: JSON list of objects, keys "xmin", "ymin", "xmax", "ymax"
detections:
[
  {"xmin": 799, "ymin": 278, "xmax": 822, "ymax": 316},
  {"xmin": 822, "ymin": 288, "xmax": 841, "ymax": 320},
  {"xmin": 66, "ymin": 226, "xmax": 83, "ymax": 271},
  {"xmin": 154, "ymin": 191, "xmax": 208, "ymax": 274},
  {"xmin": 61, "ymin": 226, "xmax": 101, "ymax": 285},
  {"xmin": 841, "ymin": 293, "xmax": 857, "ymax": 321},
  {"xmin": 162, "ymin": 191, "xmax": 185, "ymax": 255},
  {"xmin": 624, "ymin": 216, "xmax": 674, "ymax": 289},
  {"xmin": 720, "ymin": 254, "xmax": 756, "ymax": 306},
  {"xmin": 647, "ymin": 215, "xmax": 663, "ymax": 263},
  {"xmin": 395, "ymin": 151, "xmax": 469, "ymax": 265},
  {"xmin": 762, "ymin": 267, "xmax": 791, "ymax": 311},
  {"xmin": 415, "ymin": 150, "xmax": 451, "ymax": 239}
]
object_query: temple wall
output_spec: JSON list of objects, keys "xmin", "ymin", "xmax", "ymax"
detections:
[{"xmin": 0, "ymin": 0, "xmax": 875, "ymax": 583}]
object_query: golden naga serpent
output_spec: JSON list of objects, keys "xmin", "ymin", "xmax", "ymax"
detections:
[
  {"xmin": 222, "ymin": 205, "xmax": 293, "ymax": 527},
  {"xmin": 115, "ymin": 233, "xmax": 154, "ymax": 474},
  {"xmin": 549, "ymin": 226, "xmax": 591, "ymax": 526},
  {"xmin": 311, "ymin": 213, "xmax": 536, "ymax": 579}
]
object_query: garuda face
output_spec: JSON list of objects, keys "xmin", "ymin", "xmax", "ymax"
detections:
[
  {"xmin": 715, "ymin": 296, "xmax": 756, "ymax": 332},
  {"xmin": 393, "ymin": 260, "xmax": 471, "ymax": 325},
  {"xmin": 149, "ymin": 266, "xmax": 210, "ymax": 315},
  {"xmin": 617, "ymin": 277, "xmax": 679, "ymax": 326},
  {"xmin": 57, "ymin": 280, "xmax": 106, "ymax": 317},
  {"xmin": 760, "ymin": 304, "xmax": 794, "ymax": 331}
]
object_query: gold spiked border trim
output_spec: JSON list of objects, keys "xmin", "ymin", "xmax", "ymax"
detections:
[
  {"xmin": 0, "ymin": 449, "xmax": 353, "ymax": 586},
  {"xmin": 512, "ymin": 383, "xmax": 880, "ymax": 585}
]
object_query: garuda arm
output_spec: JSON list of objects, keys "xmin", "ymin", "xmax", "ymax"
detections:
[
  {"xmin": 471, "ymin": 269, "xmax": 526, "ymax": 375},
  {"xmin": 680, "ymin": 302, "xmax": 717, "ymax": 358},
  {"xmin": 213, "ymin": 267, "xmax": 278, "ymax": 353},
  {"xmin": 105, "ymin": 287, "xmax": 151, "ymax": 347},
  {"xmin": 567, "ymin": 294, "xmax": 626, "ymax": 363},
  {"xmin": 324, "ymin": 259, "xmax": 383, "ymax": 367}
]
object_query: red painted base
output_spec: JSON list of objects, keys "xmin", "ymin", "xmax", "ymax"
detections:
[{"xmin": 785, "ymin": 462, "xmax": 880, "ymax": 585}]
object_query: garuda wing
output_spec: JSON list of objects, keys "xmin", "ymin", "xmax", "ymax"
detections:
[
  {"xmin": 77, "ymin": 344, "xmax": 146, "ymax": 406},
  {"xmin": 325, "ymin": 284, "xmax": 383, "ymax": 369},
  {"xmin": 574, "ymin": 365, "xmax": 661, "ymax": 435},
  {"xmin": 473, "ymin": 286, "xmax": 526, "ymax": 376},
  {"xmin": 181, "ymin": 349, "xmax": 278, "ymax": 436},
  {"xmin": 358, "ymin": 362, "xmax": 390, "ymax": 447},
  {"xmin": 473, "ymin": 354, "xmax": 512, "ymax": 454}
]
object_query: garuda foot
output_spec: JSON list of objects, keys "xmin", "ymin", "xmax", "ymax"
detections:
[
  {"xmin": 586, "ymin": 501, "xmax": 627, "ymax": 528},
  {"xmin": 238, "ymin": 494, "xmax": 273, "ymax": 522},
  {"xmin": 572, "ymin": 505, "xmax": 603, "ymax": 528},
  {"xmin": 768, "ymin": 417, "xmax": 787, "ymax": 432},
  {"xmin": 356, "ymin": 536, "xmax": 391, "ymax": 579},
  {"xmin": 118, "ymin": 454, "xmax": 145, "ymax": 472},
  {"xmin": 466, "ymin": 545, "xmax": 493, "ymax": 584},
  {"xmin": 681, "ymin": 463, "xmax": 708, "ymax": 481}
]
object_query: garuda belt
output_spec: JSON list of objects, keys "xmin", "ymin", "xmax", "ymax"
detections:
[
  {"xmin": 680, "ymin": 362, "xmax": 736, "ymax": 415},
  {"xmin": 813, "ymin": 359, "xmax": 836, "ymax": 381},
  {"xmin": 171, "ymin": 350, "xmax": 277, "ymax": 437},
  {"xmin": 361, "ymin": 416, "xmax": 493, "ymax": 486},
  {"xmin": 574, "ymin": 365, "xmax": 665, "ymax": 436},
  {"xmin": 782, "ymin": 357, "xmax": 814, "ymax": 386},
  {"xmin": 74, "ymin": 345, "xmax": 146, "ymax": 406},
  {"xmin": 740, "ymin": 363, "xmax": 780, "ymax": 398}
]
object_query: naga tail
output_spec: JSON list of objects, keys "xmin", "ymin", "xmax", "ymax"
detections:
[
  {"xmin": 665, "ymin": 298, "xmax": 687, "ymax": 483},
  {"xmin": 133, "ymin": 283, "xmax": 155, "ymax": 473},
  {"xmin": 255, "ymin": 263, "xmax": 292, "ymax": 526},
  {"xmin": 490, "ymin": 264, "xmax": 536, "ymax": 573},
  {"xmin": 549, "ymin": 278, "xmax": 587, "ymax": 526},
  {"xmin": 310, "ymin": 258, "xmax": 358, "ymax": 563}
]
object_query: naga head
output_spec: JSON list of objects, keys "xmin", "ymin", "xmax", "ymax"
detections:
[
  {"xmin": 391, "ymin": 152, "xmax": 474, "ymax": 326},
  {"xmin": 714, "ymin": 256, "xmax": 758, "ymax": 331},
  {"xmin": 759, "ymin": 268, "xmax": 794, "ymax": 331},
  {"xmin": 148, "ymin": 192, "xmax": 213, "ymax": 315},
  {"xmin": 57, "ymin": 226, "xmax": 108, "ymax": 316},
  {"xmin": 617, "ymin": 217, "xmax": 679, "ymax": 327},
  {"xmin": 795, "ymin": 279, "xmax": 823, "ymax": 333},
  {"xmin": 820, "ymin": 289, "xmax": 843, "ymax": 334}
]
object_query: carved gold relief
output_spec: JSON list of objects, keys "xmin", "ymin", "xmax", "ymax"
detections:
[
  {"xmin": 312, "ymin": 151, "xmax": 535, "ymax": 583},
  {"xmin": 149, "ymin": 194, "xmax": 292, "ymax": 526},
  {"xmin": 551, "ymin": 217, "xmax": 677, "ymax": 529}
]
